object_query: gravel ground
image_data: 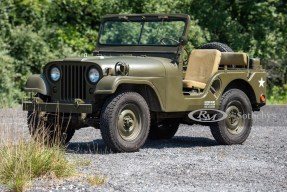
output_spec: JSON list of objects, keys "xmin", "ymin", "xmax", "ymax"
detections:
[{"xmin": 0, "ymin": 105, "xmax": 287, "ymax": 192}]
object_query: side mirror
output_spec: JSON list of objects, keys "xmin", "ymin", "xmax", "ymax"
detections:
[{"xmin": 179, "ymin": 36, "xmax": 188, "ymax": 46}]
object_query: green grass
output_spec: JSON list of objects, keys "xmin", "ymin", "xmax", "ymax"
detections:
[
  {"xmin": 0, "ymin": 137, "xmax": 75, "ymax": 192},
  {"xmin": 0, "ymin": 113, "xmax": 75, "ymax": 192},
  {"xmin": 87, "ymin": 174, "xmax": 106, "ymax": 186},
  {"xmin": 74, "ymin": 158, "xmax": 91, "ymax": 167},
  {"xmin": 0, "ymin": 109, "xmax": 105, "ymax": 192}
]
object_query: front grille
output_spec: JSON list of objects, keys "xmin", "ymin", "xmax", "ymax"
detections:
[{"xmin": 61, "ymin": 64, "xmax": 87, "ymax": 101}]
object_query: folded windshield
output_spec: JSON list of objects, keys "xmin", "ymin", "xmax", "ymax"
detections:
[{"xmin": 99, "ymin": 20, "xmax": 185, "ymax": 46}]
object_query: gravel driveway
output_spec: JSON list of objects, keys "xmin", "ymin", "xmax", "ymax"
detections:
[{"xmin": 0, "ymin": 105, "xmax": 286, "ymax": 192}]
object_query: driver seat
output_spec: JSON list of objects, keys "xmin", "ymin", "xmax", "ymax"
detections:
[{"xmin": 183, "ymin": 49, "xmax": 221, "ymax": 89}]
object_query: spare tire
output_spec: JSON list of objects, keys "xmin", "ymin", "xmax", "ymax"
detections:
[{"xmin": 200, "ymin": 42, "xmax": 233, "ymax": 52}]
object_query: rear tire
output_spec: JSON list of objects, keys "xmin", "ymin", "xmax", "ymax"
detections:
[
  {"xmin": 149, "ymin": 119, "xmax": 180, "ymax": 140},
  {"xmin": 210, "ymin": 89, "xmax": 252, "ymax": 145},
  {"xmin": 100, "ymin": 92, "xmax": 150, "ymax": 152}
]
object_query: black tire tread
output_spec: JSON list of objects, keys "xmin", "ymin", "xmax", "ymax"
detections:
[
  {"xmin": 200, "ymin": 42, "xmax": 233, "ymax": 52},
  {"xmin": 100, "ymin": 92, "xmax": 150, "ymax": 152},
  {"xmin": 100, "ymin": 92, "xmax": 125, "ymax": 152},
  {"xmin": 210, "ymin": 89, "xmax": 252, "ymax": 145}
]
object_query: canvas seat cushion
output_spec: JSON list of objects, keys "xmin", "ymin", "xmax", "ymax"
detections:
[
  {"xmin": 183, "ymin": 49, "xmax": 221, "ymax": 89},
  {"xmin": 182, "ymin": 80, "xmax": 206, "ymax": 89},
  {"xmin": 220, "ymin": 52, "xmax": 247, "ymax": 66}
]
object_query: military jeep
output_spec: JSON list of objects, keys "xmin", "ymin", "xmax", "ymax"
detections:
[{"xmin": 23, "ymin": 14, "xmax": 266, "ymax": 152}]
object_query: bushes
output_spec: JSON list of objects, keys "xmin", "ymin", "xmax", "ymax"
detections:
[
  {"xmin": 0, "ymin": 39, "xmax": 22, "ymax": 107},
  {"xmin": 263, "ymin": 59, "xmax": 287, "ymax": 104},
  {"xmin": 0, "ymin": 25, "xmax": 77, "ymax": 107},
  {"xmin": 263, "ymin": 59, "xmax": 287, "ymax": 87},
  {"xmin": 9, "ymin": 25, "xmax": 54, "ymax": 94},
  {"xmin": 268, "ymin": 85, "xmax": 287, "ymax": 104}
]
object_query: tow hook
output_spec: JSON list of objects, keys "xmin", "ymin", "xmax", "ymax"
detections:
[
  {"xmin": 32, "ymin": 97, "xmax": 43, "ymax": 105},
  {"xmin": 74, "ymin": 98, "xmax": 85, "ymax": 109}
]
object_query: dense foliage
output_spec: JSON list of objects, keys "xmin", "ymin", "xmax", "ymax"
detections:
[{"xmin": 0, "ymin": 0, "xmax": 286, "ymax": 107}]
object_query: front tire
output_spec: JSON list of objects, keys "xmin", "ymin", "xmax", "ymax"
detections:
[
  {"xmin": 210, "ymin": 89, "xmax": 252, "ymax": 145},
  {"xmin": 100, "ymin": 92, "xmax": 150, "ymax": 152}
]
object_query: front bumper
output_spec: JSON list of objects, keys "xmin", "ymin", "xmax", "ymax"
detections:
[{"xmin": 23, "ymin": 99, "xmax": 93, "ymax": 114}]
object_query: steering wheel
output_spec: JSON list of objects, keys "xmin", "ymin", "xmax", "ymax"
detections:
[{"xmin": 159, "ymin": 38, "xmax": 179, "ymax": 45}]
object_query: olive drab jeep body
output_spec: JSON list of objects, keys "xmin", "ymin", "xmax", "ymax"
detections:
[{"xmin": 23, "ymin": 14, "xmax": 266, "ymax": 152}]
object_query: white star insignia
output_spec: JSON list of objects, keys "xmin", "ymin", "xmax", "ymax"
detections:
[{"xmin": 259, "ymin": 77, "xmax": 265, "ymax": 87}]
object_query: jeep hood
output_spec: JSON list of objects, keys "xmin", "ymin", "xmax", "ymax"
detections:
[{"xmin": 61, "ymin": 56, "xmax": 171, "ymax": 77}]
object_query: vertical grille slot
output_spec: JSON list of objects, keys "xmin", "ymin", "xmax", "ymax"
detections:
[{"xmin": 61, "ymin": 64, "xmax": 86, "ymax": 101}]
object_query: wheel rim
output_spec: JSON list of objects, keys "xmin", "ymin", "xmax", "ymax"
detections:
[
  {"xmin": 117, "ymin": 104, "xmax": 141, "ymax": 141},
  {"xmin": 225, "ymin": 101, "xmax": 245, "ymax": 135}
]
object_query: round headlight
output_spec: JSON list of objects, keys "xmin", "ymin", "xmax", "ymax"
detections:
[
  {"xmin": 50, "ymin": 67, "xmax": 61, "ymax": 81},
  {"xmin": 88, "ymin": 68, "xmax": 100, "ymax": 83}
]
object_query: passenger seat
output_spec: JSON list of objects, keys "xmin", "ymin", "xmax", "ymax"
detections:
[{"xmin": 183, "ymin": 49, "xmax": 221, "ymax": 89}]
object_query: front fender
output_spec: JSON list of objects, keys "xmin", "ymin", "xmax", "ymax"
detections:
[
  {"xmin": 95, "ymin": 76, "xmax": 159, "ymax": 94},
  {"xmin": 95, "ymin": 76, "xmax": 165, "ymax": 110},
  {"xmin": 24, "ymin": 74, "xmax": 50, "ymax": 95}
]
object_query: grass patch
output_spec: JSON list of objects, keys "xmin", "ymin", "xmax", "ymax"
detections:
[
  {"xmin": 87, "ymin": 174, "xmax": 106, "ymax": 186},
  {"xmin": 0, "ymin": 138, "xmax": 75, "ymax": 192},
  {"xmin": 74, "ymin": 159, "xmax": 91, "ymax": 167},
  {"xmin": 0, "ymin": 110, "xmax": 105, "ymax": 191}
]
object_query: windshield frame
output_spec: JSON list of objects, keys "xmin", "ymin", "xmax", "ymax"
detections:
[
  {"xmin": 98, "ymin": 19, "xmax": 187, "ymax": 46},
  {"xmin": 94, "ymin": 14, "xmax": 190, "ymax": 58}
]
